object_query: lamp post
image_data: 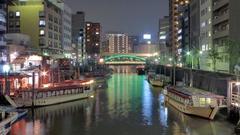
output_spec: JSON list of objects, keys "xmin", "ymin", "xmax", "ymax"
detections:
[
  {"xmin": 3, "ymin": 64, "xmax": 10, "ymax": 95},
  {"xmin": 186, "ymin": 51, "xmax": 193, "ymax": 69},
  {"xmin": 198, "ymin": 51, "xmax": 203, "ymax": 69}
]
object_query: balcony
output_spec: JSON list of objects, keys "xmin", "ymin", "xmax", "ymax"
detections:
[
  {"xmin": 213, "ymin": 12, "xmax": 229, "ymax": 25},
  {"xmin": 0, "ymin": 40, "xmax": 6, "ymax": 46},
  {"xmin": 213, "ymin": 29, "xmax": 229, "ymax": 39},
  {"xmin": 213, "ymin": 0, "xmax": 229, "ymax": 11},
  {"xmin": 0, "ymin": 24, "xmax": 6, "ymax": 31}
]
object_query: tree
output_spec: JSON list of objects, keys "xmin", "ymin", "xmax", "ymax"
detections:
[
  {"xmin": 208, "ymin": 47, "xmax": 221, "ymax": 72},
  {"xmin": 225, "ymin": 39, "xmax": 240, "ymax": 73}
]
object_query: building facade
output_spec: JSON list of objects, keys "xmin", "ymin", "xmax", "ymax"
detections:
[
  {"xmin": 0, "ymin": 0, "xmax": 7, "ymax": 66},
  {"xmin": 199, "ymin": 0, "xmax": 213, "ymax": 71},
  {"xmin": 72, "ymin": 11, "xmax": 85, "ymax": 63},
  {"xmin": 134, "ymin": 44, "xmax": 160, "ymax": 54},
  {"xmin": 212, "ymin": 0, "xmax": 240, "ymax": 73},
  {"xmin": 169, "ymin": 0, "xmax": 190, "ymax": 64},
  {"xmin": 128, "ymin": 36, "xmax": 139, "ymax": 53},
  {"xmin": 85, "ymin": 22, "xmax": 101, "ymax": 56},
  {"xmin": 62, "ymin": 4, "xmax": 72, "ymax": 57},
  {"xmin": 159, "ymin": 16, "xmax": 170, "ymax": 65},
  {"xmin": 8, "ymin": 0, "xmax": 64, "ymax": 58},
  {"xmin": 106, "ymin": 33, "xmax": 130, "ymax": 54}
]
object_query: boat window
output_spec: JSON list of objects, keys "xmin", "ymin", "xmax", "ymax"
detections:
[
  {"xmin": 206, "ymin": 98, "xmax": 211, "ymax": 104},
  {"xmin": 200, "ymin": 98, "xmax": 206, "ymax": 106}
]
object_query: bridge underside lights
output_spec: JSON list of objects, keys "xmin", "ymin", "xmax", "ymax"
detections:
[{"xmin": 104, "ymin": 54, "xmax": 146, "ymax": 65}]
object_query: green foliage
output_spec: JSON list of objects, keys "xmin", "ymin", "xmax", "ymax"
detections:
[
  {"xmin": 224, "ymin": 39, "xmax": 240, "ymax": 73},
  {"xmin": 208, "ymin": 47, "xmax": 221, "ymax": 72}
]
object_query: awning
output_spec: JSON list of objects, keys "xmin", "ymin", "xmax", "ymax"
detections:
[
  {"xmin": 0, "ymin": 73, "xmax": 31, "ymax": 79},
  {"xmin": 11, "ymin": 55, "xmax": 27, "ymax": 64}
]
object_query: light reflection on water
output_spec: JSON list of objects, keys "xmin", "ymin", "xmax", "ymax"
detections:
[{"xmin": 11, "ymin": 66, "xmax": 235, "ymax": 135}]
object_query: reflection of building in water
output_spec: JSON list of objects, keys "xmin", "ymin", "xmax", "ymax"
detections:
[
  {"xmin": 107, "ymin": 72, "xmax": 144, "ymax": 118},
  {"xmin": 158, "ymin": 94, "xmax": 168, "ymax": 127},
  {"xmin": 11, "ymin": 99, "xmax": 94, "ymax": 134},
  {"xmin": 142, "ymin": 80, "xmax": 153, "ymax": 125}
]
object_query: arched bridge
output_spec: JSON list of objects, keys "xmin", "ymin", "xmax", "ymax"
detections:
[{"xmin": 102, "ymin": 53, "xmax": 148, "ymax": 65}]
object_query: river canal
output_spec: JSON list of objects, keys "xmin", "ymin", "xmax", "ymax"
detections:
[{"xmin": 10, "ymin": 66, "xmax": 235, "ymax": 135}]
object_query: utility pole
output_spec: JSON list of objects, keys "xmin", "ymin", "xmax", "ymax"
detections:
[{"xmin": 32, "ymin": 72, "xmax": 35, "ymax": 107}]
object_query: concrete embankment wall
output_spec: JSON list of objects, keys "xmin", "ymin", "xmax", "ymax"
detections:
[{"xmin": 155, "ymin": 65, "xmax": 235, "ymax": 96}]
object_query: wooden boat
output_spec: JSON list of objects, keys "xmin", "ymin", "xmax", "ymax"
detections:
[
  {"xmin": 0, "ymin": 109, "xmax": 18, "ymax": 135},
  {"xmin": 164, "ymin": 86, "xmax": 226, "ymax": 120},
  {"xmin": 9, "ymin": 80, "xmax": 95, "ymax": 108},
  {"xmin": 149, "ymin": 76, "xmax": 164, "ymax": 87}
]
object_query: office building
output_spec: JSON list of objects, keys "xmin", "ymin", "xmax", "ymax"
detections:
[
  {"xmin": 85, "ymin": 22, "xmax": 101, "ymax": 56},
  {"xmin": 72, "ymin": 11, "xmax": 85, "ymax": 62}
]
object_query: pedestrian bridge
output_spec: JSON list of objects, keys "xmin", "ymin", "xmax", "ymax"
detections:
[{"xmin": 102, "ymin": 53, "xmax": 149, "ymax": 65}]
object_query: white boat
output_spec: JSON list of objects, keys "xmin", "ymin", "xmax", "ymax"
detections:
[
  {"xmin": 0, "ymin": 110, "xmax": 18, "ymax": 135},
  {"xmin": 10, "ymin": 80, "xmax": 95, "ymax": 108},
  {"xmin": 164, "ymin": 86, "xmax": 226, "ymax": 120}
]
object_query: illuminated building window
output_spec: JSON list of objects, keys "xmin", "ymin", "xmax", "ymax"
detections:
[
  {"xmin": 201, "ymin": 22, "xmax": 206, "ymax": 28},
  {"xmin": 40, "ymin": 30, "xmax": 45, "ymax": 36},
  {"xmin": 39, "ymin": 20, "xmax": 46, "ymax": 26},
  {"xmin": 16, "ymin": 11, "xmax": 20, "ymax": 17},
  {"xmin": 208, "ymin": 31, "xmax": 211, "ymax": 37}
]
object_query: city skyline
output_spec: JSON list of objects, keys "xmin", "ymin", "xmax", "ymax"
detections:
[{"xmin": 66, "ymin": 0, "xmax": 169, "ymax": 42}]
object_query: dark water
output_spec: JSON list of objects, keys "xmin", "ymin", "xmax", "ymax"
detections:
[{"xmin": 11, "ymin": 66, "xmax": 235, "ymax": 135}]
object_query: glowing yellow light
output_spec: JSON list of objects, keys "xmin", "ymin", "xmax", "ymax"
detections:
[
  {"xmin": 99, "ymin": 58, "xmax": 104, "ymax": 63},
  {"xmin": 43, "ymin": 84, "xmax": 50, "ymax": 88}
]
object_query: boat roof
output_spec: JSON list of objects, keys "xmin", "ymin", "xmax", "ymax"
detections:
[{"xmin": 168, "ymin": 86, "xmax": 224, "ymax": 98}]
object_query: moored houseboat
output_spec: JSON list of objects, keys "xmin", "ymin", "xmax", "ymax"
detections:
[
  {"xmin": 164, "ymin": 86, "xmax": 226, "ymax": 120},
  {"xmin": 149, "ymin": 75, "xmax": 164, "ymax": 87},
  {"xmin": 10, "ymin": 79, "xmax": 95, "ymax": 108}
]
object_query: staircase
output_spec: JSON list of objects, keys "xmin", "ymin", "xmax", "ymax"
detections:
[
  {"xmin": 0, "ymin": 95, "xmax": 17, "ymax": 107},
  {"xmin": 0, "ymin": 95, "xmax": 11, "ymax": 106}
]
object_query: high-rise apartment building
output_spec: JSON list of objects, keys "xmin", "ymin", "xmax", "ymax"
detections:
[
  {"xmin": 106, "ymin": 33, "xmax": 129, "ymax": 54},
  {"xmin": 212, "ymin": 0, "xmax": 240, "ymax": 73},
  {"xmin": 62, "ymin": 4, "xmax": 72, "ymax": 56},
  {"xmin": 169, "ymin": 0, "xmax": 190, "ymax": 63},
  {"xmin": 8, "ymin": 0, "xmax": 64, "ymax": 58},
  {"xmin": 85, "ymin": 22, "xmax": 101, "ymax": 56},
  {"xmin": 72, "ymin": 11, "xmax": 85, "ymax": 63},
  {"xmin": 199, "ymin": 0, "xmax": 213, "ymax": 71},
  {"xmin": 0, "ymin": 0, "xmax": 7, "ymax": 64},
  {"xmin": 159, "ymin": 16, "xmax": 170, "ymax": 64}
]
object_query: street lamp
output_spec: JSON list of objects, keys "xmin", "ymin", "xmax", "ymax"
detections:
[{"xmin": 186, "ymin": 51, "xmax": 193, "ymax": 69}]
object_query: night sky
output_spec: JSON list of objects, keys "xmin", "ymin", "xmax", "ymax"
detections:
[{"xmin": 66, "ymin": 0, "xmax": 169, "ymax": 42}]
